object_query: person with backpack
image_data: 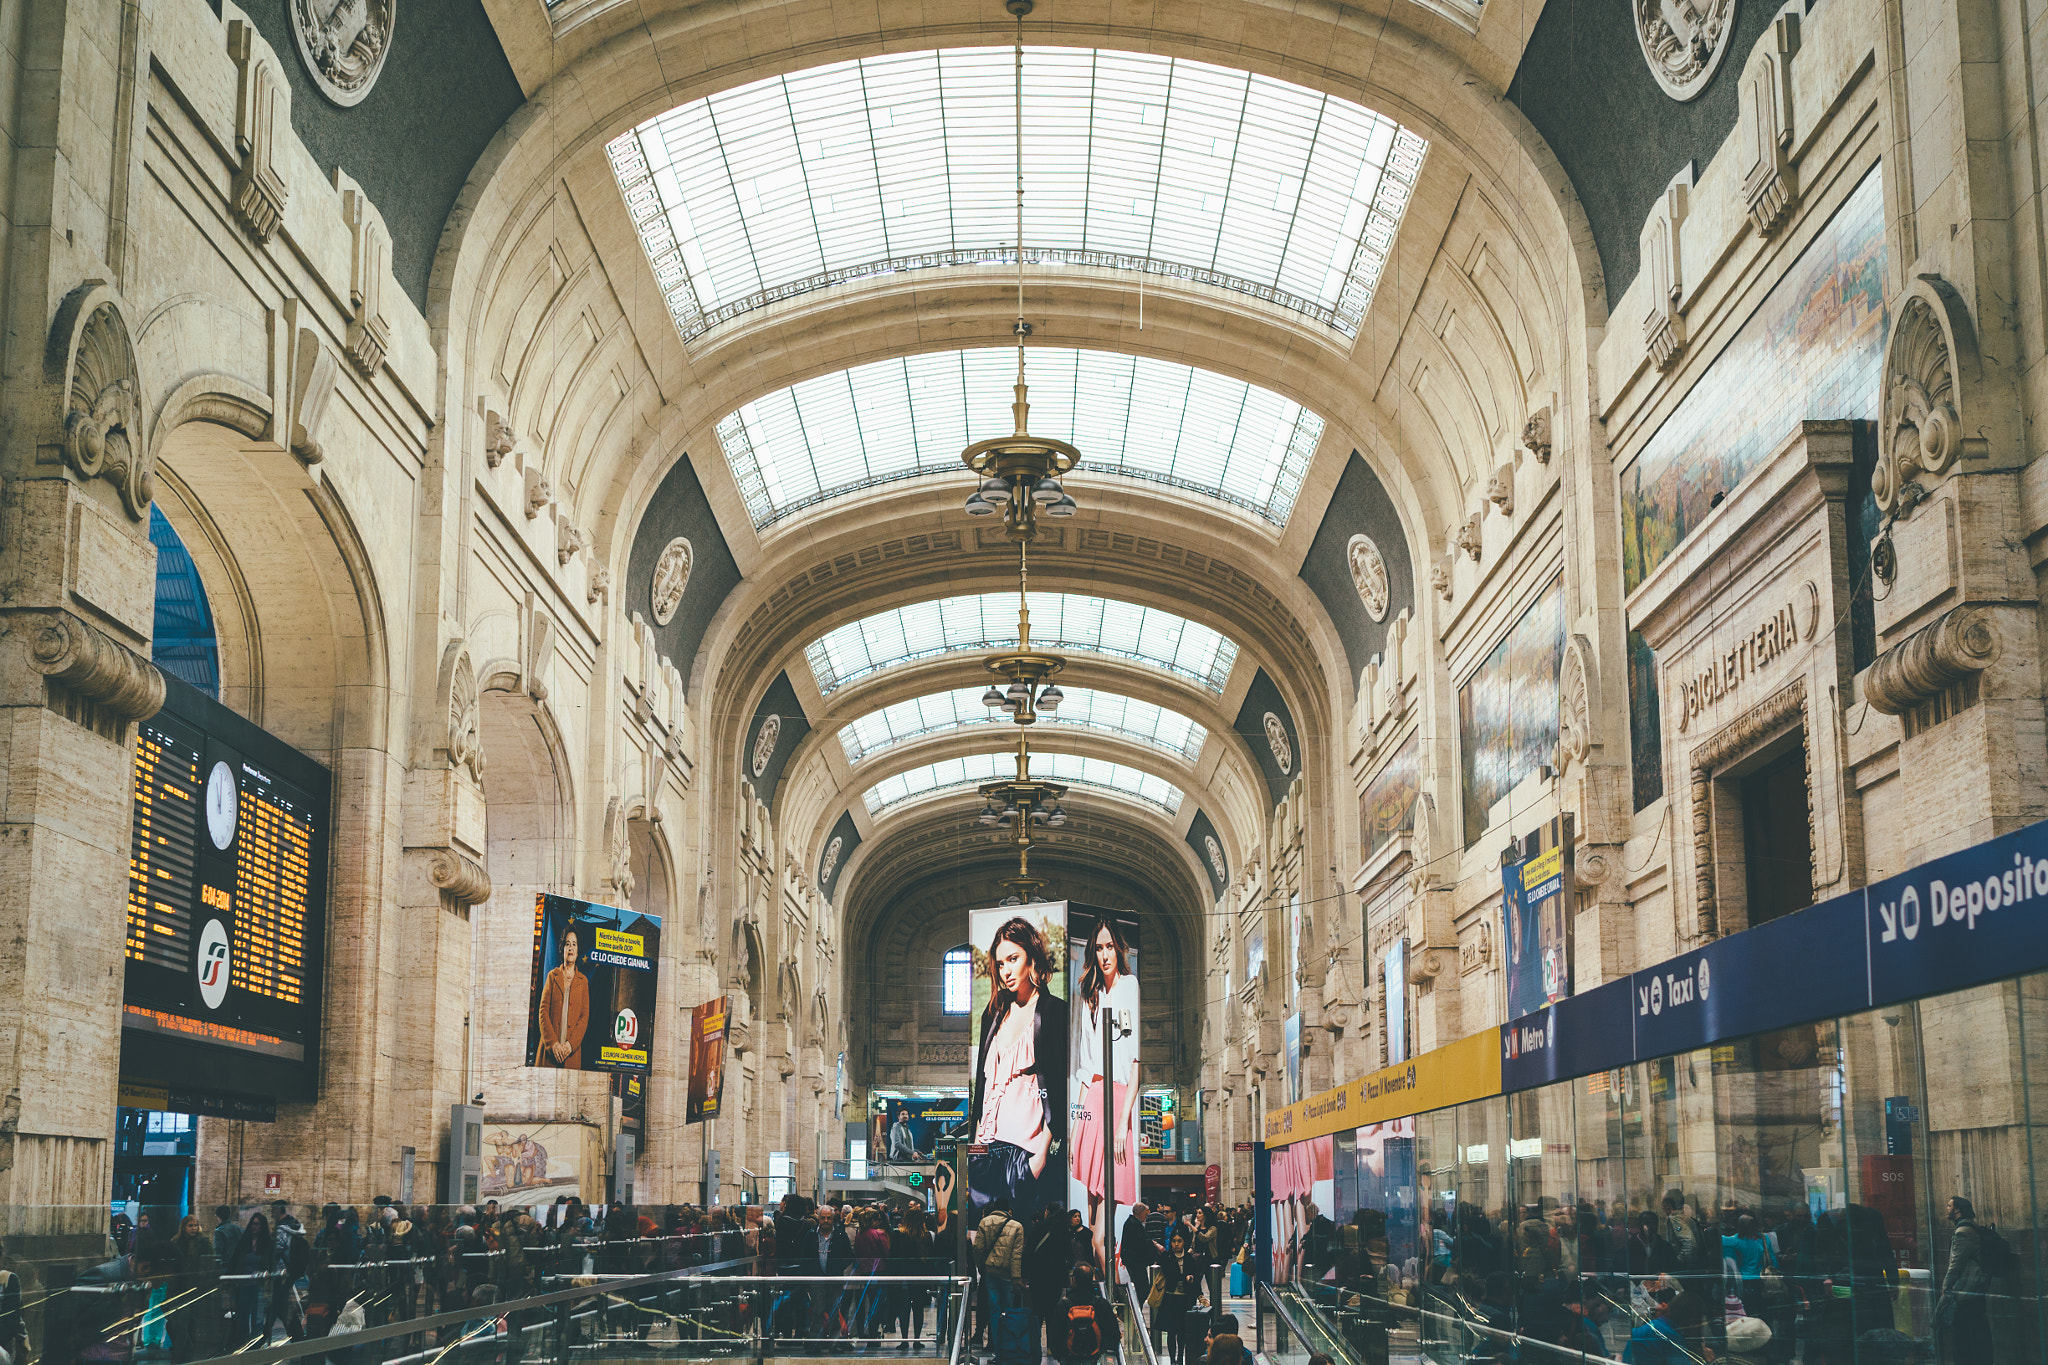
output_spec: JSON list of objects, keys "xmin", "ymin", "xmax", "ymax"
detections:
[
  {"xmin": 1055, "ymin": 1267, "xmax": 1112, "ymax": 1365},
  {"xmin": 1202, "ymin": 1312, "xmax": 1254, "ymax": 1365},
  {"xmin": 975, "ymin": 1196, "xmax": 1031, "ymax": 1365},
  {"xmin": 1938, "ymin": 1195, "xmax": 1999, "ymax": 1363}
]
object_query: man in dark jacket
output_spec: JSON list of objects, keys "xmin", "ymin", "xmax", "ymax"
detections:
[
  {"xmin": 1302, "ymin": 1203, "xmax": 1337, "ymax": 1281},
  {"xmin": 809, "ymin": 1203, "xmax": 857, "ymax": 1347},
  {"xmin": 1119, "ymin": 1204, "xmax": 1161, "ymax": 1289},
  {"xmin": 1026, "ymin": 1207, "xmax": 1075, "ymax": 1355}
]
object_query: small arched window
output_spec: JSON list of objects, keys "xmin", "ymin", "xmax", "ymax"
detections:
[{"xmin": 941, "ymin": 945, "xmax": 973, "ymax": 1015}]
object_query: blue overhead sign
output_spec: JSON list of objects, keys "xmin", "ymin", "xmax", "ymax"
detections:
[{"xmin": 1500, "ymin": 815, "xmax": 2048, "ymax": 1093}]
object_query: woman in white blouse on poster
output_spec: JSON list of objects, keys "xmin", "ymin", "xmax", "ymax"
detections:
[{"xmin": 1071, "ymin": 916, "xmax": 1140, "ymax": 1276}]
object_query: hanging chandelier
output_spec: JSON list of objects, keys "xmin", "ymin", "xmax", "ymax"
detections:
[{"xmin": 962, "ymin": 0, "xmax": 1077, "ymax": 903}]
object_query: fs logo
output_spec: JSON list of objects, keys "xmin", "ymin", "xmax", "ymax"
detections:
[
  {"xmin": 614, "ymin": 1007, "xmax": 640, "ymax": 1048},
  {"xmin": 196, "ymin": 919, "xmax": 231, "ymax": 1010}
]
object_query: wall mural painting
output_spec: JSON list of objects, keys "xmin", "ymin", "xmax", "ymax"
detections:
[
  {"xmin": 1619, "ymin": 167, "xmax": 1887, "ymax": 594},
  {"xmin": 1361, "ymin": 731, "xmax": 1421, "ymax": 862},
  {"xmin": 1459, "ymin": 577, "xmax": 1565, "ymax": 846}
]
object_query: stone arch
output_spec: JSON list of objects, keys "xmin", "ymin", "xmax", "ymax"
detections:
[{"xmin": 472, "ymin": 686, "xmax": 590, "ymax": 1116}]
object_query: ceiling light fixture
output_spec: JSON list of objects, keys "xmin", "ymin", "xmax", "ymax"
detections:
[{"xmin": 965, "ymin": 0, "xmax": 1079, "ymax": 904}]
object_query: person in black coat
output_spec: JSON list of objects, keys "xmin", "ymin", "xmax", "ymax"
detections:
[
  {"xmin": 1026, "ymin": 1206, "xmax": 1076, "ymax": 1354},
  {"xmin": 969, "ymin": 916, "xmax": 1070, "ymax": 1225},
  {"xmin": 772, "ymin": 1195, "xmax": 814, "ymax": 1341},
  {"xmin": 806, "ymin": 1203, "xmax": 857, "ymax": 1345},
  {"xmin": 1120, "ymin": 1204, "xmax": 1162, "ymax": 1289}
]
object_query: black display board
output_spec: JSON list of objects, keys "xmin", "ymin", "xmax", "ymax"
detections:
[{"xmin": 121, "ymin": 676, "xmax": 329, "ymax": 1102}]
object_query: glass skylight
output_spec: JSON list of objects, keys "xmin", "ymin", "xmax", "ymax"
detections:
[
  {"xmin": 605, "ymin": 47, "xmax": 1427, "ymax": 343},
  {"xmin": 862, "ymin": 750, "xmax": 1184, "ymax": 815},
  {"xmin": 807, "ymin": 593, "xmax": 1239, "ymax": 696},
  {"xmin": 720, "ymin": 347, "xmax": 1322, "ymax": 527},
  {"xmin": 838, "ymin": 686, "xmax": 1207, "ymax": 764}
]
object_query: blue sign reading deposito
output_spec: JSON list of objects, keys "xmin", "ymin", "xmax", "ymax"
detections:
[{"xmin": 1498, "ymin": 815, "xmax": 2048, "ymax": 1093}]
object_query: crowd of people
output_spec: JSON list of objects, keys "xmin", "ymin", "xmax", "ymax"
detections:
[
  {"xmin": 1277, "ymin": 1186, "xmax": 2001, "ymax": 1364},
  {"xmin": 62, "ymin": 1197, "xmax": 816, "ymax": 1365}
]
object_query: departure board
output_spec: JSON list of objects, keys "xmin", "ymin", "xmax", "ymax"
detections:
[
  {"xmin": 120, "ymin": 676, "xmax": 329, "ymax": 1101},
  {"xmin": 128, "ymin": 718, "xmax": 202, "ymax": 973}
]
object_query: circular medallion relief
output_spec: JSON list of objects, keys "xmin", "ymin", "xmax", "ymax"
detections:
[
  {"xmin": 752, "ymin": 714, "xmax": 782, "ymax": 776},
  {"xmin": 1203, "ymin": 835, "xmax": 1227, "ymax": 885},
  {"xmin": 1263, "ymin": 713, "xmax": 1293, "ymax": 775},
  {"xmin": 1346, "ymin": 534, "xmax": 1391, "ymax": 622},
  {"xmin": 820, "ymin": 836, "xmax": 844, "ymax": 885},
  {"xmin": 1634, "ymin": 0, "xmax": 1737, "ymax": 101},
  {"xmin": 289, "ymin": 0, "xmax": 395, "ymax": 107},
  {"xmin": 651, "ymin": 538, "xmax": 693, "ymax": 626}
]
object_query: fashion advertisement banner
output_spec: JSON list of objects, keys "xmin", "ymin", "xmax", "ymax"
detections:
[
  {"xmin": 1268, "ymin": 1132, "xmax": 1334, "ymax": 1284},
  {"xmin": 686, "ymin": 997, "xmax": 728, "ymax": 1123},
  {"xmin": 1066, "ymin": 904, "xmax": 1139, "ymax": 1278},
  {"xmin": 1500, "ymin": 816, "xmax": 1572, "ymax": 1020},
  {"xmin": 526, "ymin": 894, "xmax": 662, "ymax": 1072},
  {"xmin": 968, "ymin": 901, "xmax": 1069, "ymax": 1225}
]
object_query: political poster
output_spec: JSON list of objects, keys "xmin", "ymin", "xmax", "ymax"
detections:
[
  {"xmin": 526, "ymin": 894, "xmax": 661, "ymax": 1072},
  {"xmin": 1066, "ymin": 904, "xmax": 1140, "ymax": 1278},
  {"xmin": 1501, "ymin": 816, "xmax": 1572, "ymax": 1020},
  {"xmin": 686, "ymin": 997, "xmax": 728, "ymax": 1123},
  {"xmin": 967, "ymin": 901, "xmax": 1068, "ymax": 1224}
]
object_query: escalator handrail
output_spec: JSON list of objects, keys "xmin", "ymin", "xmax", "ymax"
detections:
[
  {"xmin": 1271, "ymin": 1277, "xmax": 1717, "ymax": 1365},
  {"xmin": 949, "ymin": 1267, "xmax": 976, "ymax": 1365},
  {"xmin": 1123, "ymin": 1276, "xmax": 1166, "ymax": 1365}
]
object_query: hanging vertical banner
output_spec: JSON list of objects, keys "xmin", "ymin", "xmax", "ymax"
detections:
[
  {"xmin": 1066, "ymin": 903, "xmax": 1139, "ymax": 1277},
  {"xmin": 527, "ymin": 895, "xmax": 662, "ymax": 1072},
  {"xmin": 1283, "ymin": 1013, "xmax": 1303, "ymax": 1103},
  {"xmin": 968, "ymin": 901, "xmax": 1069, "ymax": 1224},
  {"xmin": 685, "ymin": 997, "xmax": 729, "ymax": 1123},
  {"xmin": 1501, "ymin": 816, "xmax": 1573, "ymax": 1019}
]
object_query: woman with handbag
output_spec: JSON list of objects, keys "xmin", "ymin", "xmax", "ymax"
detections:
[{"xmin": 1153, "ymin": 1229, "xmax": 1199, "ymax": 1365}]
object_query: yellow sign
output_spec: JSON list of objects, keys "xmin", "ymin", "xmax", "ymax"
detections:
[
  {"xmin": 601, "ymin": 1046, "xmax": 650, "ymax": 1066},
  {"xmin": 1524, "ymin": 844, "xmax": 1563, "ymax": 888},
  {"xmin": 1263, "ymin": 1030, "xmax": 1500, "ymax": 1145},
  {"xmin": 594, "ymin": 928, "xmax": 645, "ymax": 957},
  {"xmin": 119, "ymin": 1081, "xmax": 170, "ymax": 1110}
]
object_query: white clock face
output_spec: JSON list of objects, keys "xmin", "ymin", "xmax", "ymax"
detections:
[{"xmin": 206, "ymin": 761, "xmax": 237, "ymax": 850}]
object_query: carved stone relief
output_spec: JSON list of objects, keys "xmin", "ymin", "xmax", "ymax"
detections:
[
  {"xmin": 753, "ymin": 715, "xmax": 783, "ymax": 777},
  {"xmin": 605, "ymin": 796, "xmax": 635, "ymax": 906},
  {"xmin": 286, "ymin": 323, "xmax": 338, "ymax": 465},
  {"xmin": 1522, "ymin": 406, "xmax": 1552, "ymax": 464},
  {"xmin": 557, "ymin": 520, "xmax": 588, "ymax": 567},
  {"xmin": 589, "ymin": 566, "xmax": 611, "ymax": 606},
  {"xmin": 1874, "ymin": 281, "xmax": 1982, "ymax": 516},
  {"xmin": 1204, "ymin": 835, "xmax": 1228, "ymax": 884},
  {"xmin": 1689, "ymin": 678, "xmax": 1809, "ymax": 938},
  {"xmin": 484, "ymin": 409, "xmax": 517, "ymax": 468},
  {"xmin": 441, "ymin": 640, "xmax": 486, "ymax": 783},
  {"xmin": 1430, "ymin": 554, "xmax": 1454, "ymax": 603},
  {"xmin": 1486, "ymin": 463, "xmax": 1515, "ymax": 517},
  {"xmin": 1455, "ymin": 513, "xmax": 1484, "ymax": 562},
  {"xmin": 652, "ymin": 538, "xmax": 694, "ymax": 626},
  {"xmin": 1642, "ymin": 165, "xmax": 1694, "ymax": 372},
  {"xmin": 1346, "ymin": 534, "xmax": 1390, "ymax": 621},
  {"xmin": 50, "ymin": 284, "xmax": 153, "ymax": 520},
  {"xmin": 1741, "ymin": 9, "xmax": 1801, "ymax": 237},
  {"xmin": 820, "ymin": 835, "xmax": 844, "ymax": 886},
  {"xmin": 524, "ymin": 468, "xmax": 553, "ymax": 520},
  {"xmin": 1557, "ymin": 633, "xmax": 1596, "ymax": 774},
  {"xmin": 1635, "ymin": 0, "xmax": 1737, "ymax": 101},
  {"xmin": 1263, "ymin": 713, "xmax": 1293, "ymax": 775},
  {"xmin": 289, "ymin": 0, "xmax": 394, "ymax": 107}
]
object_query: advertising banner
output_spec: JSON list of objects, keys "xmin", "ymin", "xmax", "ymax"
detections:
[
  {"xmin": 1064, "ymin": 903, "xmax": 1138, "ymax": 1275},
  {"xmin": 527, "ymin": 894, "xmax": 661, "ymax": 1072},
  {"xmin": 1501, "ymin": 817, "xmax": 1573, "ymax": 1020},
  {"xmin": 478, "ymin": 1120, "xmax": 601, "ymax": 1206},
  {"xmin": 686, "ymin": 997, "xmax": 728, "ymax": 1122},
  {"xmin": 872, "ymin": 1093, "xmax": 968, "ymax": 1160},
  {"xmin": 1383, "ymin": 941, "xmax": 1407, "ymax": 1064},
  {"xmin": 968, "ymin": 901, "xmax": 1069, "ymax": 1223},
  {"xmin": 1283, "ymin": 1013, "xmax": 1302, "ymax": 1103}
]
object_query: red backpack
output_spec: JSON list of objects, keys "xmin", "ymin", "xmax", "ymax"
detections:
[{"xmin": 1063, "ymin": 1303, "xmax": 1104, "ymax": 1359}]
